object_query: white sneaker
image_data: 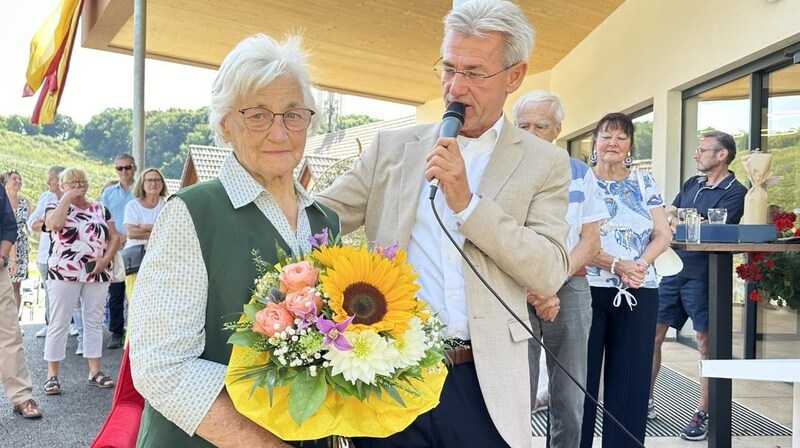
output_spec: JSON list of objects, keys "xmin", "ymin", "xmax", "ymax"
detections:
[
  {"xmin": 75, "ymin": 343, "xmax": 83, "ymax": 356},
  {"xmin": 69, "ymin": 325, "xmax": 79, "ymax": 336},
  {"xmin": 36, "ymin": 326, "xmax": 48, "ymax": 337},
  {"xmin": 647, "ymin": 399, "xmax": 658, "ymax": 420}
]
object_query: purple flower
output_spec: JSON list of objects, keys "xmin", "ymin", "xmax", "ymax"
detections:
[
  {"xmin": 316, "ymin": 315, "xmax": 354, "ymax": 351},
  {"xmin": 375, "ymin": 243, "xmax": 398, "ymax": 261},
  {"xmin": 292, "ymin": 301, "xmax": 319, "ymax": 330},
  {"xmin": 308, "ymin": 228, "xmax": 329, "ymax": 248}
]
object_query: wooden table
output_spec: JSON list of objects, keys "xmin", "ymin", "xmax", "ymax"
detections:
[{"xmin": 670, "ymin": 242, "xmax": 800, "ymax": 448}]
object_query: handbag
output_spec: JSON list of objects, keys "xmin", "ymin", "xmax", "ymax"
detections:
[
  {"xmin": 121, "ymin": 245, "xmax": 146, "ymax": 275},
  {"xmin": 635, "ymin": 170, "xmax": 684, "ymax": 276},
  {"xmin": 111, "ymin": 252, "xmax": 126, "ymax": 282}
]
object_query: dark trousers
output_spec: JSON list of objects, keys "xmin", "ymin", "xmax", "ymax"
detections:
[
  {"xmin": 107, "ymin": 281, "xmax": 126, "ymax": 336},
  {"xmin": 353, "ymin": 362, "xmax": 508, "ymax": 448},
  {"xmin": 580, "ymin": 286, "xmax": 658, "ymax": 448}
]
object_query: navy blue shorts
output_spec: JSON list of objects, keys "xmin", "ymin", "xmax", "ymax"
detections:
[{"xmin": 657, "ymin": 275, "xmax": 709, "ymax": 332}]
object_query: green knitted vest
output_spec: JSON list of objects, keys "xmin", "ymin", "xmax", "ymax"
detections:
[{"xmin": 136, "ymin": 179, "xmax": 339, "ymax": 447}]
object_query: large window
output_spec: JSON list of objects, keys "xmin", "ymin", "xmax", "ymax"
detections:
[{"xmin": 682, "ymin": 51, "xmax": 800, "ymax": 360}]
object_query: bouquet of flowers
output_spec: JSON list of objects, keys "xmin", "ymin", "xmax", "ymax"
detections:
[
  {"xmin": 735, "ymin": 210, "xmax": 800, "ymax": 309},
  {"xmin": 224, "ymin": 230, "xmax": 448, "ymax": 441}
]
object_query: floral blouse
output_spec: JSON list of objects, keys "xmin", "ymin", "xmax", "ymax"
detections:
[
  {"xmin": 587, "ymin": 171, "xmax": 664, "ymax": 289},
  {"xmin": 46, "ymin": 200, "xmax": 114, "ymax": 282}
]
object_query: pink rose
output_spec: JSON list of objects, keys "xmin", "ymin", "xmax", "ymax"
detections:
[
  {"xmin": 279, "ymin": 261, "xmax": 318, "ymax": 293},
  {"xmin": 252, "ymin": 302, "xmax": 295, "ymax": 337},
  {"xmin": 284, "ymin": 286, "xmax": 323, "ymax": 317}
]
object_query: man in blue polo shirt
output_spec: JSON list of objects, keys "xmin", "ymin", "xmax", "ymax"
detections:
[
  {"xmin": 649, "ymin": 130, "xmax": 747, "ymax": 441},
  {"xmin": 100, "ymin": 154, "xmax": 137, "ymax": 349}
]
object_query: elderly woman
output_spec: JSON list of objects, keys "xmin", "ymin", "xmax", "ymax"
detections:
[
  {"xmin": 128, "ymin": 34, "xmax": 338, "ymax": 447},
  {"xmin": 43, "ymin": 167, "xmax": 121, "ymax": 394},
  {"xmin": 580, "ymin": 113, "xmax": 671, "ymax": 448}
]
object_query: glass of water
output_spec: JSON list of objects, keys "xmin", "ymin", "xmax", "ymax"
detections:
[
  {"xmin": 677, "ymin": 208, "xmax": 698, "ymax": 224},
  {"xmin": 686, "ymin": 211, "xmax": 701, "ymax": 243},
  {"xmin": 708, "ymin": 208, "xmax": 728, "ymax": 224}
]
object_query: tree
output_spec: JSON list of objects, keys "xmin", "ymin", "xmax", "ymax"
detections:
[
  {"xmin": 335, "ymin": 114, "xmax": 380, "ymax": 131},
  {"xmin": 633, "ymin": 120, "xmax": 653, "ymax": 160},
  {"xmin": 80, "ymin": 108, "xmax": 133, "ymax": 161},
  {"xmin": 42, "ymin": 114, "xmax": 80, "ymax": 140}
]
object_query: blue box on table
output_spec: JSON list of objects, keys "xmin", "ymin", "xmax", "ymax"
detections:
[{"xmin": 673, "ymin": 224, "xmax": 776, "ymax": 243}]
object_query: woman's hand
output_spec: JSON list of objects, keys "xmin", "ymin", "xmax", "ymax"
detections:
[
  {"xmin": 526, "ymin": 291, "xmax": 560, "ymax": 321},
  {"xmin": 9, "ymin": 259, "xmax": 17, "ymax": 277},
  {"xmin": 616, "ymin": 259, "xmax": 646, "ymax": 288}
]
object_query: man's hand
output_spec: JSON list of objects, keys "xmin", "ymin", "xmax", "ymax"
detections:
[
  {"xmin": 526, "ymin": 291, "xmax": 560, "ymax": 322},
  {"xmin": 425, "ymin": 137, "xmax": 472, "ymax": 213}
]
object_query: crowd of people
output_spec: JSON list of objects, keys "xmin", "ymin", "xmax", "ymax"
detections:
[
  {"xmin": 0, "ymin": 0, "xmax": 750, "ymax": 447},
  {"xmin": 0, "ymin": 158, "xmax": 169, "ymax": 422}
]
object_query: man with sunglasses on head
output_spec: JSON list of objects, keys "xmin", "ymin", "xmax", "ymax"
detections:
[{"xmin": 99, "ymin": 154, "xmax": 137, "ymax": 350}]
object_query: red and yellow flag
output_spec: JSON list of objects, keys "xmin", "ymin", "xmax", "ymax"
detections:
[{"xmin": 23, "ymin": 0, "xmax": 84, "ymax": 125}]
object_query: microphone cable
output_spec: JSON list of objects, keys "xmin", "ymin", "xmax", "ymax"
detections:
[{"xmin": 428, "ymin": 190, "xmax": 645, "ymax": 448}]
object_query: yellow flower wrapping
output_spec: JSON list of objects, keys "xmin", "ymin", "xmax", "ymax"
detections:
[{"xmin": 225, "ymin": 343, "xmax": 448, "ymax": 440}]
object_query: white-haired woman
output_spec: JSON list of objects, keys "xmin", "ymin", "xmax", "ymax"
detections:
[
  {"xmin": 126, "ymin": 33, "xmax": 338, "ymax": 448},
  {"xmin": 43, "ymin": 167, "xmax": 121, "ymax": 395}
]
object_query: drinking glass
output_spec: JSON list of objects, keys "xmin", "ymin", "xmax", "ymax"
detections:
[
  {"xmin": 708, "ymin": 208, "xmax": 728, "ymax": 224},
  {"xmin": 677, "ymin": 207, "xmax": 698, "ymax": 224},
  {"xmin": 686, "ymin": 211, "xmax": 701, "ymax": 243}
]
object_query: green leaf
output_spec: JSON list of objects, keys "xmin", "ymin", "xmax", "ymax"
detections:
[
  {"xmin": 326, "ymin": 371, "xmax": 356, "ymax": 398},
  {"xmin": 382, "ymin": 384, "xmax": 406, "ymax": 407},
  {"xmin": 227, "ymin": 331, "xmax": 261, "ymax": 347},
  {"xmin": 243, "ymin": 303, "xmax": 260, "ymax": 323},
  {"xmin": 288, "ymin": 370, "xmax": 328, "ymax": 426}
]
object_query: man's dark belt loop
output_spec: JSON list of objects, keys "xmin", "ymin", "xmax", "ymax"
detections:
[{"xmin": 444, "ymin": 339, "xmax": 473, "ymax": 366}]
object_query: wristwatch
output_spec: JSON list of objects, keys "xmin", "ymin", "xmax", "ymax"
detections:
[{"xmin": 0, "ymin": 255, "xmax": 9, "ymax": 268}]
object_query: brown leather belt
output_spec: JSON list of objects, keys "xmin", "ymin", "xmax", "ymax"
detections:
[{"xmin": 444, "ymin": 346, "xmax": 474, "ymax": 366}]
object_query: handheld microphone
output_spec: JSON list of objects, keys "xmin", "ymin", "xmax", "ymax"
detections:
[{"xmin": 429, "ymin": 102, "xmax": 466, "ymax": 198}]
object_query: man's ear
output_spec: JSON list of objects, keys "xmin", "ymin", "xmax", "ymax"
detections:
[
  {"xmin": 554, "ymin": 123, "xmax": 562, "ymax": 139},
  {"xmin": 505, "ymin": 62, "xmax": 528, "ymax": 94}
]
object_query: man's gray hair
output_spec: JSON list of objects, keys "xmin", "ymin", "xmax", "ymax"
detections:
[
  {"xmin": 443, "ymin": 0, "xmax": 535, "ymax": 68},
  {"xmin": 511, "ymin": 90, "xmax": 565, "ymax": 124},
  {"xmin": 209, "ymin": 33, "xmax": 317, "ymax": 148}
]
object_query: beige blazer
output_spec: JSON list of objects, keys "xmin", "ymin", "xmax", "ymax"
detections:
[{"xmin": 317, "ymin": 119, "xmax": 571, "ymax": 448}]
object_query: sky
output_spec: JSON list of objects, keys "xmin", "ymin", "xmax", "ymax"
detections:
[{"xmin": 0, "ymin": 1, "xmax": 414, "ymax": 125}]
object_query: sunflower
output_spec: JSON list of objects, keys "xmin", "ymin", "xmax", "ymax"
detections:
[{"xmin": 319, "ymin": 245, "xmax": 419, "ymax": 335}]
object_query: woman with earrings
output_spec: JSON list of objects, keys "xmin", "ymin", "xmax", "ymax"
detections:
[
  {"xmin": 2, "ymin": 170, "xmax": 31, "ymax": 318},
  {"xmin": 580, "ymin": 113, "xmax": 672, "ymax": 448}
]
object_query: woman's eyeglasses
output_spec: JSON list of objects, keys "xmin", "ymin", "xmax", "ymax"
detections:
[
  {"xmin": 65, "ymin": 180, "xmax": 88, "ymax": 187},
  {"xmin": 144, "ymin": 178, "xmax": 163, "ymax": 184},
  {"xmin": 238, "ymin": 107, "xmax": 315, "ymax": 132}
]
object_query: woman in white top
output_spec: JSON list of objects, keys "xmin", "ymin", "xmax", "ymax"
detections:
[
  {"xmin": 580, "ymin": 113, "xmax": 671, "ymax": 448},
  {"xmin": 122, "ymin": 168, "xmax": 167, "ymax": 296}
]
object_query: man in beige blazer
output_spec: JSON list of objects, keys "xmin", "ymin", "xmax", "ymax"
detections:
[{"xmin": 317, "ymin": 1, "xmax": 570, "ymax": 447}]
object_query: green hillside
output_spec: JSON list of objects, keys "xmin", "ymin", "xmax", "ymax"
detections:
[{"xmin": 0, "ymin": 129, "xmax": 113, "ymax": 202}]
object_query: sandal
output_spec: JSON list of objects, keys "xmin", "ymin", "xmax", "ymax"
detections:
[
  {"xmin": 44, "ymin": 376, "xmax": 61, "ymax": 395},
  {"xmin": 13, "ymin": 399, "xmax": 43, "ymax": 419},
  {"xmin": 88, "ymin": 371, "xmax": 115, "ymax": 389}
]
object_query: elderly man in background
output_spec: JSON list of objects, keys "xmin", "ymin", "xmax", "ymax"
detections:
[
  {"xmin": 649, "ymin": 130, "xmax": 747, "ymax": 441},
  {"xmin": 0, "ymin": 180, "xmax": 42, "ymax": 419},
  {"xmin": 513, "ymin": 90, "xmax": 607, "ymax": 447},
  {"xmin": 318, "ymin": 1, "xmax": 571, "ymax": 447}
]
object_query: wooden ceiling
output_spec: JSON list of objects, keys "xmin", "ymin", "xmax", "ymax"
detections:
[{"xmin": 81, "ymin": 0, "xmax": 625, "ymax": 105}]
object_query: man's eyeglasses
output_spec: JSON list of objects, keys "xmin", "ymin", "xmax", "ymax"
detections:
[
  {"xmin": 694, "ymin": 147, "xmax": 719, "ymax": 154},
  {"xmin": 238, "ymin": 107, "xmax": 315, "ymax": 132},
  {"xmin": 64, "ymin": 180, "xmax": 88, "ymax": 187},
  {"xmin": 433, "ymin": 58, "xmax": 517, "ymax": 86},
  {"xmin": 116, "ymin": 164, "xmax": 134, "ymax": 171},
  {"xmin": 144, "ymin": 178, "xmax": 163, "ymax": 184}
]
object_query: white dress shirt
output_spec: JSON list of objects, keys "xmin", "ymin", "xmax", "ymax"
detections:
[{"xmin": 406, "ymin": 115, "xmax": 504, "ymax": 340}]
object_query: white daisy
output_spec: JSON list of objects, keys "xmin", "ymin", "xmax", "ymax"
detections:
[
  {"xmin": 392, "ymin": 316, "xmax": 427, "ymax": 369},
  {"xmin": 324, "ymin": 330, "xmax": 398, "ymax": 385}
]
